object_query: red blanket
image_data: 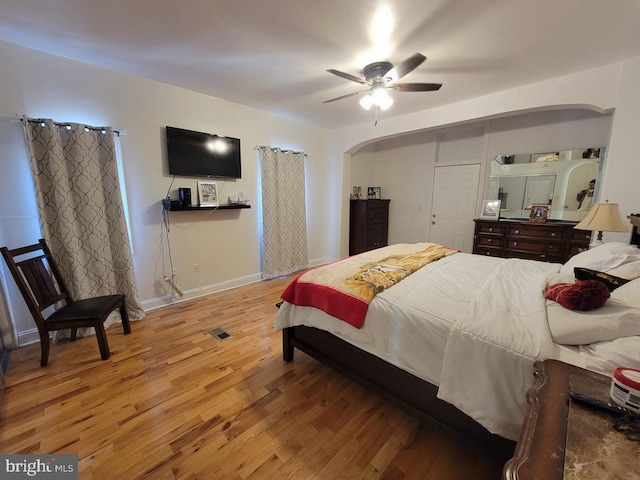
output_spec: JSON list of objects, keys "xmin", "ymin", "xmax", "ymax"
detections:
[{"xmin": 280, "ymin": 243, "xmax": 456, "ymax": 328}]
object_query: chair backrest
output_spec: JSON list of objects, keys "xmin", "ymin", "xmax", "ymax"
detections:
[{"xmin": 0, "ymin": 239, "xmax": 72, "ymax": 325}]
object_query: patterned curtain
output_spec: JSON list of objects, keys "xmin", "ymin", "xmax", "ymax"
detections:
[
  {"xmin": 23, "ymin": 118, "xmax": 144, "ymax": 339},
  {"xmin": 259, "ymin": 147, "xmax": 308, "ymax": 278}
]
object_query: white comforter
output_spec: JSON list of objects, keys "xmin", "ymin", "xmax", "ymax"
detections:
[{"xmin": 437, "ymin": 258, "xmax": 558, "ymax": 440}]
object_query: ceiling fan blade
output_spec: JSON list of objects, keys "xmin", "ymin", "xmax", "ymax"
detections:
[
  {"xmin": 323, "ymin": 90, "xmax": 369, "ymax": 103},
  {"xmin": 393, "ymin": 82, "xmax": 442, "ymax": 92},
  {"xmin": 327, "ymin": 69, "xmax": 368, "ymax": 84},
  {"xmin": 386, "ymin": 53, "xmax": 427, "ymax": 80}
]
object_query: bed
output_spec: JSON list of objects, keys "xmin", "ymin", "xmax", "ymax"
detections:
[{"xmin": 274, "ymin": 218, "xmax": 640, "ymax": 462}]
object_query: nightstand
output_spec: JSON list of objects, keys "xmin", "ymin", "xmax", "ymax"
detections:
[{"xmin": 503, "ymin": 359, "xmax": 639, "ymax": 479}]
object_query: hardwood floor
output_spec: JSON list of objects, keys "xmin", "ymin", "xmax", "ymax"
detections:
[{"xmin": 0, "ymin": 276, "xmax": 504, "ymax": 479}]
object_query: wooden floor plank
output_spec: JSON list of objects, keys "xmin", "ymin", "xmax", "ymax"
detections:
[{"xmin": 0, "ymin": 275, "xmax": 504, "ymax": 479}]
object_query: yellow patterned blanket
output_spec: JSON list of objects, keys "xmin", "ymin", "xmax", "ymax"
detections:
[{"xmin": 281, "ymin": 243, "xmax": 457, "ymax": 328}]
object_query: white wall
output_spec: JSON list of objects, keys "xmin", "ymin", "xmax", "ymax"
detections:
[{"xmin": 0, "ymin": 40, "xmax": 331, "ymax": 344}]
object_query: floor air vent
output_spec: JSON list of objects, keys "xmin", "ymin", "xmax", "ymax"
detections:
[{"xmin": 208, "ymin": 327, "xmax": 232, "ymax": 341}]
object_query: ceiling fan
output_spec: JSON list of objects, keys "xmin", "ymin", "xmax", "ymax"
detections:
[{"xmin": 323, "ymin": 53, "xmax": 442, "ymax": 109}]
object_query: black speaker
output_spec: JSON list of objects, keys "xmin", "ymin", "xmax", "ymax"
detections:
[{"xmin": 179, "ymin": 187, "xmax": 192, "ymax": 207}]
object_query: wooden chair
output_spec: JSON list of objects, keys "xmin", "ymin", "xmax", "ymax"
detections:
[{"xmin": 1, "ymin": 239, "xmax": 131, "ymax": 366}]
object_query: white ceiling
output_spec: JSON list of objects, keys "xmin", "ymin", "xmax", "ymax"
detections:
[{"xmin": 1, "ymin": 0, "xmax": 640, "ymax": 129}]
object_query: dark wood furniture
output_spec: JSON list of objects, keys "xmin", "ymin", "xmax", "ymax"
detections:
[
  {"xmin": 349, "ymin": 199, "xmax": 390, "ymax": 255},
  {"xmin": 1, "ymin": 239, "xmax": 131, "ymax": 366},
  {"xmin": 282, "ymin": 325, "xmax": 515, "ymax": 463},
  {"xmin": 503, "ymin": 359, "xmax": 639, "ymax": 480},
  {"xmin": 473, "ymin": 219, "xmax": 591, "ymax": 263}
]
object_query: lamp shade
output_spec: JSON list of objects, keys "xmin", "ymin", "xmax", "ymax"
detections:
[{"xmin": 574, "ymin": 202, "xmax": 629, "ymax": 233}]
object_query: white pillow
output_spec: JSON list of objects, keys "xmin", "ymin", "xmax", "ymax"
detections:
[
  {"xmin": 560, "ymin": 242, "xmax": 640, "ymax": 275},
  {"xmin": 611, "ymin": 278, "xmax": 640, "ymax": 308},
  {"xmin": 607, "ymin": 260, "xmax": 640, "ymax": 280},
  {"xmin": 547, "ymin": 298, "xmax": 640, "ymax": 345},
  {"xmin": 580, "ymin": 336, "xmax": 640, "ymax": 375}
]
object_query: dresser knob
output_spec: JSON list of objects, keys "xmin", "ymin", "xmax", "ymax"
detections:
[
  {"xmin": 487, "ymin": 239, "xmax": 492, "ymax": 243},
  {"xmin": 551, "ymin": 233, "xmax": 556, "ymax": 237},
  {"xmin": 514, "ymin": 230, "xmax": 520, "ymax": 235},
  {"xmin": 513, "ymin": 242, "xmax": 518, "ymax": 246},
  {"xmin": 489, "ymin": 228, "xmax": 493, "ymax": 232}
]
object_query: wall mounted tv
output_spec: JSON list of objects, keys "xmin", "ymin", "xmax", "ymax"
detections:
[{"xmin": 166, "ymin": 126, "xmax": 241, "ymax": 179}]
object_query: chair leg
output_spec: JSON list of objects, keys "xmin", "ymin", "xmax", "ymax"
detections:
[
  {"xmin": 120, "ymin": 300, "xmax": 131, "ymax": 334},
  {"xmin": 40, "ymin": 333, "xmax": 50, "ymax": 367},
  {"xmin": 94, "ymin": 323, "xmax": 111, "ymax": 360},
  {"xmin": 70, "ymin": 328, "xmax": 78, "ymax": 341}
]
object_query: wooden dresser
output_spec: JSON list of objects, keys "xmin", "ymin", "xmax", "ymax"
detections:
[
  {"xmin": 349, "ymin": 199, "xmax": 390, "ymax": 255},
  {"xmin": 473, "ymin": 219, "xmax": 591, "ymax": 263}
]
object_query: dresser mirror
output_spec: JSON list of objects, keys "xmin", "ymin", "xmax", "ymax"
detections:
[{"xmin": 487, "ymin": 147, "xmax": 604, "ymax": 221}]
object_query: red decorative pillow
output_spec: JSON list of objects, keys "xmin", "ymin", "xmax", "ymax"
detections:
[{"xmin": 545, "ymin": 280, "xmax": 610, "ymax": 311}]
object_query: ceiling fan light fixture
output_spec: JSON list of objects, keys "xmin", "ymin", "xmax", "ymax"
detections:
[
  {"xmin": 359, "ymin": 93, "xmax": 374, "ymax": 110},
  {"xmin": 371, "ymin": 88, "xmax": 393, "ymax": 110}
]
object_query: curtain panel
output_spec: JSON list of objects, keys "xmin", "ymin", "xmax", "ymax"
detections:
[
  {"xmin": 259, "ymin": 147, "xmax": 308, "ymax": 278},
  {"xmin": 23, "ymin": 118, "xmax": 144, "ymax": 339}
]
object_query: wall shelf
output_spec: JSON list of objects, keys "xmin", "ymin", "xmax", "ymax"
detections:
[{"xmin": 162, "ymin": 199, "xmax": 250, "ymax": 211}]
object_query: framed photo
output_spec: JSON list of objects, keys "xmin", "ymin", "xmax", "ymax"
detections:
[
  {"xmin": 198, "ymin": 181, "xmax": 219, "ymax": 206},
  {"xmin": 367, "ymin": 187, "xmax": 382, "ymax": 199},
  {"xmin": 480, "ymin": 200, "xmax": 501, "ymax": 219},
  {"xmin": 352, "ymin": 186, "xmax": 363, "ymax": 200},
  {"xmin": 529, "ymin": 204, "xmax": 549, "ymax": 222}
]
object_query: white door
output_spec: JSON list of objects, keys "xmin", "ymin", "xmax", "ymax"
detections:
[
  {"xmin": 524, "ymin": 174, "xmax": 556, "ymax": 206},
  {"xmin": 429, "ymin": 164, "xmax": 481, "ymax": 253}
]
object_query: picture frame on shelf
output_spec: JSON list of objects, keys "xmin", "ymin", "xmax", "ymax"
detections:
[
  {"xmin": 480, "ymin": 200, "xmax": 501, "ymax": 219},
  {"xmin": 352, "ymin": 186, "xmax": 363, "ymax": 200},
  {"xmin": 529, "ymin": 204, "xmax": 549, "ymax": 222},
  {"xmin": 198, "ymin": 181, "xmax": 219, "ymax": 206}
]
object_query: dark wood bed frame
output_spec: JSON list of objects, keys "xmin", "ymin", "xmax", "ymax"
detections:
[
  {"xmin": 281, "ymin": 214, "xmax": 640, "ymax": 465},
  {"xmin": 282, "ymin": 325, "xmax": 516, "ymax": 463}
]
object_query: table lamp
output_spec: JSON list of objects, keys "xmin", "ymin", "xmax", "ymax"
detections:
[{"xmin": 574, "ymin": 201, "xmax": 629, "ymax": 247}]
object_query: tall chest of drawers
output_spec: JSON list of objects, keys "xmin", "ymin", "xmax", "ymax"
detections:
[
  {"xmin": 473, "ymin": 219, "xmax": 591, "ymax": 263},
  {"xmin": 349, "ymin": 199, "xmax": 390, "ymax": 255}
]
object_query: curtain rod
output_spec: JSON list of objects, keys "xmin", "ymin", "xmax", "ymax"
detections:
[
  {"xmin": 254, "ymin": 145, "xmax": 308, "ymax": 157},
  {"xmin": 21, "ymin": 117, "xmax": 125, "ymax": 136}
]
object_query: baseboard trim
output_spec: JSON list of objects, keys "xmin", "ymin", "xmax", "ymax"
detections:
[{"xmin": 141, "ymin": 272, "xmax": 264, "ymax": 312}]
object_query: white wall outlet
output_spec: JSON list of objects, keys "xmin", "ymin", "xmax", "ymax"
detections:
[{"xmin": 193, "ymin": 263, "xmax": 200, "ymax": 273}]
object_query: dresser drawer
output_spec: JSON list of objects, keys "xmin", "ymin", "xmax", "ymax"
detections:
[
  {"xmin": 476, "ymin": 236, "xmax": 502, "ymax": 247},
  {"xmin": 366, "ymin": 234, "xmax": 387, "ymax": 250},
  {"xmin": 508, "ymin": 225, "xmax": 562, "ymax": 240},
  {"xmin": 507, "ymin": 239, "xmax": 563, "ymax": 254},
  {"xmin": 475, "ymin": 246, "xmax": 502, "ymax": 257},
  {"xmin": 367, "ymin": 204, "xmax": 389, "ymax": 223},
  {"xmin": 477, "ymin": 223, "xmax": 505, "ymax": 235},
  {"xmin": 366, "ymin": 222, "xmax": 388, "ymax": 237}
]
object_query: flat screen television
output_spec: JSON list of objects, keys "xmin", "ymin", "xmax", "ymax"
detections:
[{"xmin": 166, "ymin": 126, "xmax": 241, "ymax": 179}]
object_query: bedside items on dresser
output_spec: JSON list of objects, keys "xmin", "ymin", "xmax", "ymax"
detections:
[{"xmin": 473, "ymin": 219, "xmax": 591, "ymax": 263}]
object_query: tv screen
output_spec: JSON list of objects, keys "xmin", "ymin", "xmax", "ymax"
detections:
[{"xmin": 166, "ymin": 126, "xmax": 241, "ymax": 179}]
